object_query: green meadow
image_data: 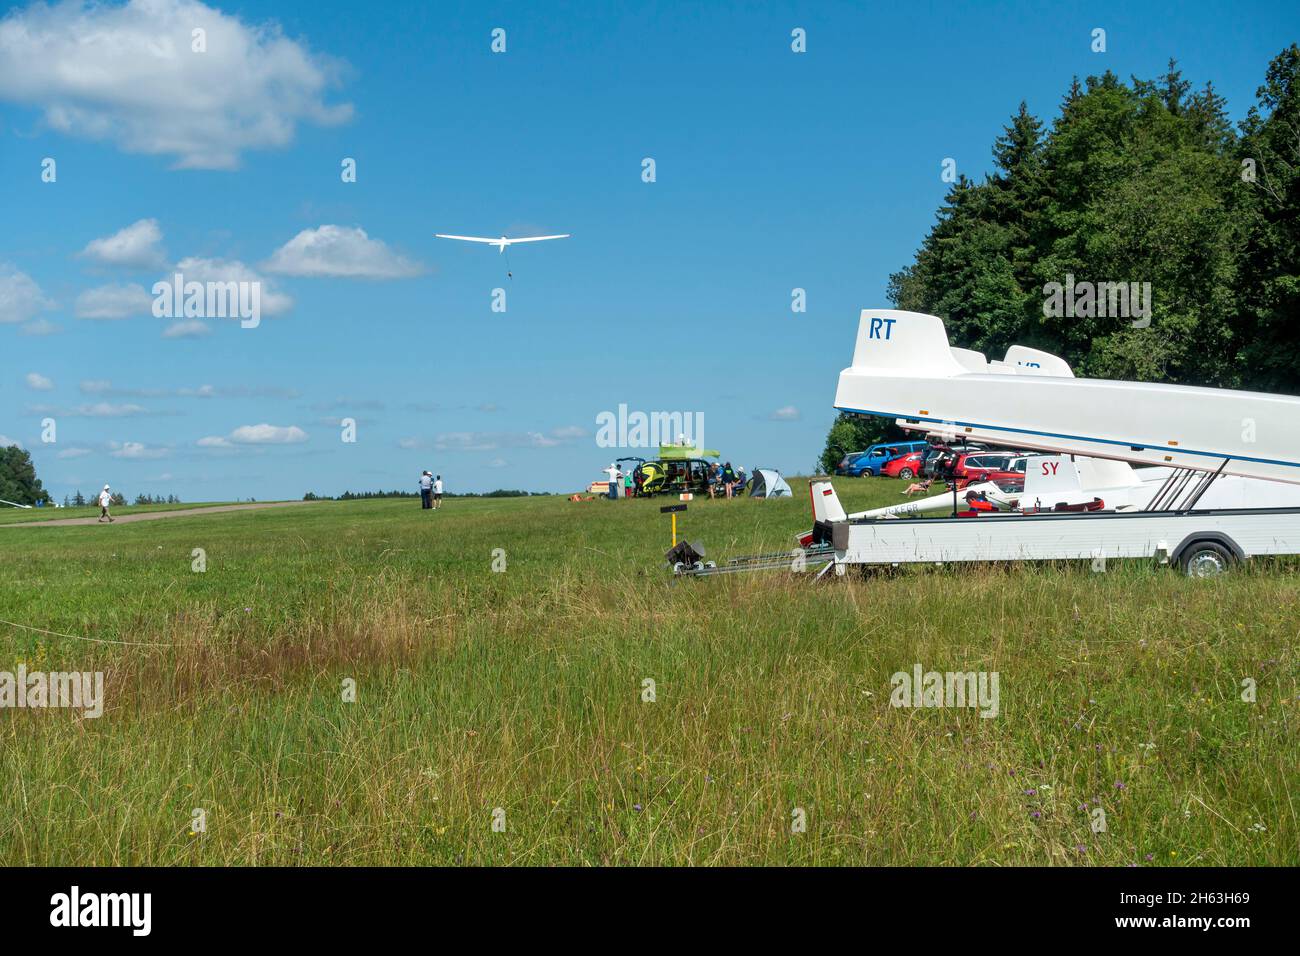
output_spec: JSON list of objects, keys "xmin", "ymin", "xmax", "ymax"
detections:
[{"xmin": 0, "ymin": 480, "xmax": 1296, "ymax": 866}]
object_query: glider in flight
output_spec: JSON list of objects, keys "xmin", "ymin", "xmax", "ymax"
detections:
[{"xmin": 434, "ymin": 233, "xmax": 570, "ymax": 253}]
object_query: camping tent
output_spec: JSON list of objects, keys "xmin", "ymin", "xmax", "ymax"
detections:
[{"xmin": 748, "ymin": 469, "xmax": 792, "ymax": 498}]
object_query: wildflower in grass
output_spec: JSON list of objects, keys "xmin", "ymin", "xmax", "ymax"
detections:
[
  {"xmin": 1115, "ymin": 781, "xmax": 1126, "ymax": 790},
  {"xmin": 633, "ymin": 804, "xmax": 643, "ymax": 813},
  {"xmin": 1024, "ymin": 789, "xmax": 1036, "ymax": 796},
  {"xmin": 1076, "ymin": 844, "xmax": 1087, "ymax": 854},
  {"xmin": 1030, "ymin": 811, "xmax": 1041, "ymax": 819}
]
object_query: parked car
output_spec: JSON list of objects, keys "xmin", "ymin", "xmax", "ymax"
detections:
[
  {"xmin": 881, "ymin": 449, "xmax": 926, "ymax": 480},
  {"xmin": 920, "ymin": 444, "xmax": 988, "ymax": 479},
  {"xmin": 638, "ymin": 457, "xmax": 716, "ymax": 496},
  {"xmin": 837, "ymin": 440, "xmax": 929, "ymax": 477},
  {"xmin": 952, "ymin": 452, "xmax": 1029, "ymax": 486},
  {"xmin": 834, "ymin": 451, "xmax": 872, "ymax": 476}
]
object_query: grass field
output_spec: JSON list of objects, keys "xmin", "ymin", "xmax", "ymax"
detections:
[{"xmin": 1, "ymin": 478, "xmax": 1296, "ymax": 866}]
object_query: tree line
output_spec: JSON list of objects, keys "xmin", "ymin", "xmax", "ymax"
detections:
[
  {"xmin": 303, "ymin": 489, "xmax": 542, "ymax": 500},
  {"xmin": 821, "ymin": 45, "xmax": 1300, "ymax": 473}
]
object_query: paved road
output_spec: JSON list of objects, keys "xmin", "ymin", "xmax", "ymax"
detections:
[{"xmin": 1, "ymin": 500, "xmax": 324, "ymax": 528}]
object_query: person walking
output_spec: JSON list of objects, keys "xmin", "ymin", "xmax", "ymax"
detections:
[
  {"xmin": 433, "ymin": 475, "xmax": 444, "ymax": 510},
  {"xmin": 419, "ymin": 470, "xmax": 433, "ymax": 509},
  {"xmin": 98, "ymin": 484, "xmax": 114, "ymax": 523},
  {"xmin": 623, "ymin": 469, "xmax": 634, "ymax": 498}
]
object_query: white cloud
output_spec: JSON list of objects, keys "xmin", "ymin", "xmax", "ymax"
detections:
[
  {"xmin": 230, "ymin": 423, "xmax": 307, "ymax": 444},
  {"xmin": 57, "ymin": 447, "xmax": 92, "ymax": 459},
  {"xmin": 264, "ymin": 225, "xmax": 424, "ymax": 279},
  {"xmin": 83, "ymin": 402, "xmax": 147, "ymax": 417},
  {"xmin": 28, "ymin": 402, "xmax": 148, "ymax": 418},
  {"xmin": 0, "ymin": 265, "xmax": 53, "ymax": 324},
  {"xmin": 549, "ymin": 425, "xmax": 588, "ymax": 441},
  {"xmin": 109, "ymin": 441, "xmax": 168, "ymax": 460},
  {"xmin": 0, "ymin": 0, "xmax": 353, "ymax": 170},
  {"xmin": 0, "ymin": 434, "xmax": 22, "ymax": 449},
  {"xmin": 162, "ymin": 319, "xmax": 213, "ymax": 339},
  {"xmin": 75, "ymin": 282, "xmax": 153, "ymax": 319},
  {"xmin": 200, "ymin": 424, "xmax": 307, "ymax": 447},
  {"xmin": 430, "ymin": 428, "xmax": 585, "ymax": 452},
  {"xmin": 171, "ymin": 257, "xmax": 292, "ymax": 315},
  {"xmin": 769, "ymin": 406, "xmax": 801, "ymax": 421},
  {"xmin": 80, "ymin": 219, "xmax": 165, "ymax": 269},
  {"xmin": 25, "ymin": 372, "xmax": 53, "ymax": 391},
  {"xmin": 21, "ymin": 318, "xmax": 61, "ymax": 336}
]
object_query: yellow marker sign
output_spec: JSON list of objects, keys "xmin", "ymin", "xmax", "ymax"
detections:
[{"xmin": 660, "ymin": 504, "xmax": 687, "ymax": 548}]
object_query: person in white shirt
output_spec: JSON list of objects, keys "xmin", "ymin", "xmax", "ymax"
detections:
[
  {"xmin": 603, "ymin": 463, "xmax": 621, "ymax": 500},
  {"xmin": 419, "ymin": 471, "xmax": 433, "ymax": 510},
  {"xmin": 433, "ymin": 475, "xmax": 444, "ymax": 510},
  {"xmin": 98, "ymin": 484, "xmax": 114, "ymax": 523}
]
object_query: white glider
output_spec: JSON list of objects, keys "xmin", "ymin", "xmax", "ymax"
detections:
[{"xmin": 435, "ymin": 233, "xmax": 570, "ymax": 254}]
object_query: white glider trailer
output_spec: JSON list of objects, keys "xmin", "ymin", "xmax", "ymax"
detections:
[{"xmin": 681, "ymin": 309, "xmax": 1300, "ymax": 579}]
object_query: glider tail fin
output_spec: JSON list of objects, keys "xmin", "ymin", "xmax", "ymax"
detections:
[{"xmin": 810, "ymin": 479, "xmax": 848, "ymax": 524}]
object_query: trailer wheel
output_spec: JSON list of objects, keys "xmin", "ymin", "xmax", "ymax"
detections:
[
  {"xmin": 898, "ymin": 467, "xmax": 915, "ymax": 479},
  {"xmin": 1180, "ymin": 541, "xmax": 1234, "ymax": 578}
]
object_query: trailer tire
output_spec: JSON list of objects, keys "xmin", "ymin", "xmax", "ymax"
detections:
[{"xmin": 1179, "ymin": 541, "xmax": 1234, "ymax": 578}]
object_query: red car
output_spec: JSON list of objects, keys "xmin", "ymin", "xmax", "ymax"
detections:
[
  {"xmin": 952, "ymin": 452, "xmax": 1028, "ymax": 488},
  {"xmin": 881, "ymin": 450, "xmax": 926, "ymax": 480}
]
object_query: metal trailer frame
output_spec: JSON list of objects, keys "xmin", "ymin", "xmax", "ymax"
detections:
[
  {"xmin": 675, "ymin": 469, "xmax": 1300, "ymax": 579},
  {"xmin": 814, "ymin": 505, "xmax": 1300, "ymax": 576}
]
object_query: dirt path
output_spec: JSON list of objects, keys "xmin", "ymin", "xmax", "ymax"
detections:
[{"xmin": 1, "ymin": 500, "xmax": 325, "ymax": 528}]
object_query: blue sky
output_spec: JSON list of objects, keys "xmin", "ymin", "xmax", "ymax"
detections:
[{"xmin": 1, "ymin": 0, "xmax": 1296, "ymax": 501}]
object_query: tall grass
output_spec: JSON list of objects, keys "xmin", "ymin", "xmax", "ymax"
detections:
[{"xmin": 0, "ymin": 484, "xmax": 1296, "ymax": 865}]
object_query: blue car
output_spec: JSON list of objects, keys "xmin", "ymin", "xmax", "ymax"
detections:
[{"xmin": 836, "ymin": 440, "xmax": 929, "ymax": 477}]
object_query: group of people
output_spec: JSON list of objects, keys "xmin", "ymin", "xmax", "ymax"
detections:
[
  {"xmin": 707, "ymin": 462, "xmax": 746, "ymax": 499},
  {"xmin": 418, "ymin": 471, "xmax": 444, "ymax": 510},
  {"xmin": 603, "ymin": 463, "xmax": 638, "ymax": 499}
]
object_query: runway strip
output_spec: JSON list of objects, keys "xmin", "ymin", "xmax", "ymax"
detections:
[{"xmin": 1, "ymin": 500, "xmax": 324, "ymax": 528}]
